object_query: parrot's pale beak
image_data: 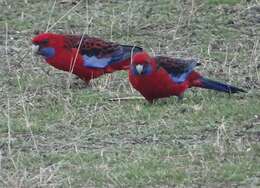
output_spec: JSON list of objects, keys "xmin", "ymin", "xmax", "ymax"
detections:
[
  {"xmin": 135, "ymin": 64, "xmax": 143, "ymax": 75},
  {"xmin": 32, "ymin": 44, "xmax": 40, "ymax": 53}
]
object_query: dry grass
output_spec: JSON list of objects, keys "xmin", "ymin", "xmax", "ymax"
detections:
[{"xmin": 0, "ymin": 0, "xmax": 260, "ymax": 187}]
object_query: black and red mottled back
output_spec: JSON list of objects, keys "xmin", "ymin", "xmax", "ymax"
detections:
[
  {"xmin": 63, "ymin": 34, "xmax": 141, "ymax": 58},
  {"xmin": 155, "ymin": 56, "xmax": 200, "ymax": 75},
  {"xmin": 64, "ymin": 35, "xmax": 117, "ymax": 54},
  {"xmin": 154, "ymin": 56, "xmax": 200, "ymax": 83}
]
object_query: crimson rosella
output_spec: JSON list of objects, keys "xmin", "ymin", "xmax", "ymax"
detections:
[
  {"xmin": 32, "ymin": 33, "xmax": 142, "ymax": 83},
  {"xmin": 129, "ymin": 52, "xmax": 246, "ymax": 102}
]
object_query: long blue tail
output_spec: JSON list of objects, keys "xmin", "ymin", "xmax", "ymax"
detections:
[{"xmin": 200, "ymin": 78, "xmax": 246, "ymax": 93}]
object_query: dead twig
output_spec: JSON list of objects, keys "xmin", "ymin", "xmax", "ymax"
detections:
[{"xmin": 108, "ymin": 96, "xmax": 145, "ymax": 101}]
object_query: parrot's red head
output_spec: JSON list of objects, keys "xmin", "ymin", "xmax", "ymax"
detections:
[
  {"xmin": 131, "ymin": 52, "xmax": 156, "ymax": 76},
  {"xmin": 32, "ymin": 33, "xmax": 64, "ymax": 58}
]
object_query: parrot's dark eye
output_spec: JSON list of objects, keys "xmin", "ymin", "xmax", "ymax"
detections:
[
  {"xmin": 143, "ymin": 61, "xmax": 149, "ymax": 66},
  {"xmin": 143, "ymin": 60, "xmax": 149, "ymax": 64},
  {"xmin": 41, "ymin": 39, "xmax": 49, "ymax": 45},
  {"xmin": 33, "ymin": 39, "xmax": 49, "ymax": 46}
]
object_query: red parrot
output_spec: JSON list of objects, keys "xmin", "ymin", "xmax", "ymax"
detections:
[
  {"xmin": 129, "ymin": 52, "xmax": 246, "ymax": 102},
  {"xmin": 32, "ymin": 33, "xmax": 142, "ymax": 84}
]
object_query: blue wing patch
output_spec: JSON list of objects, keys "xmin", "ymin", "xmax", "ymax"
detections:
[
  {"xmin": 170, "ymin": 60, "xmax": 196, "ymax": 83},
  {"xmin": 83, "ymin": 48, "xmax": 125, "ymax": 69},
  {"xmin": 170, "ymin": 71, "xmax": 192, "ymax": 83},
  {"xmin": 83, "ymin": 55, "xmax": 112, "ymax": 68}
]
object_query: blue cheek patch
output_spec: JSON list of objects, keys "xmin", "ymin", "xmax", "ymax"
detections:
[
  {"xmin": 83, "ymin": 55, "xmax": 112, "ymax": 68},
  {"xmin": 131, "ymin": 65, "xmax": 139, "ymax": 75},
  {"xmin": 143, "ymin": 64, "xmax": 152, "ymax": 75},
  {"xmin": 39, "ymin": 47, "xmax": 55, "ymax": 59}
]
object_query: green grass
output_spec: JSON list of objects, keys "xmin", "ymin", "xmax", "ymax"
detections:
[
  {"xmin": 208, "ymin": 0, "xmax": 241, "ymax": 5},
  {"xmin": 1, "ymin": 0, "xmax": 260, "ymax": 187}
]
